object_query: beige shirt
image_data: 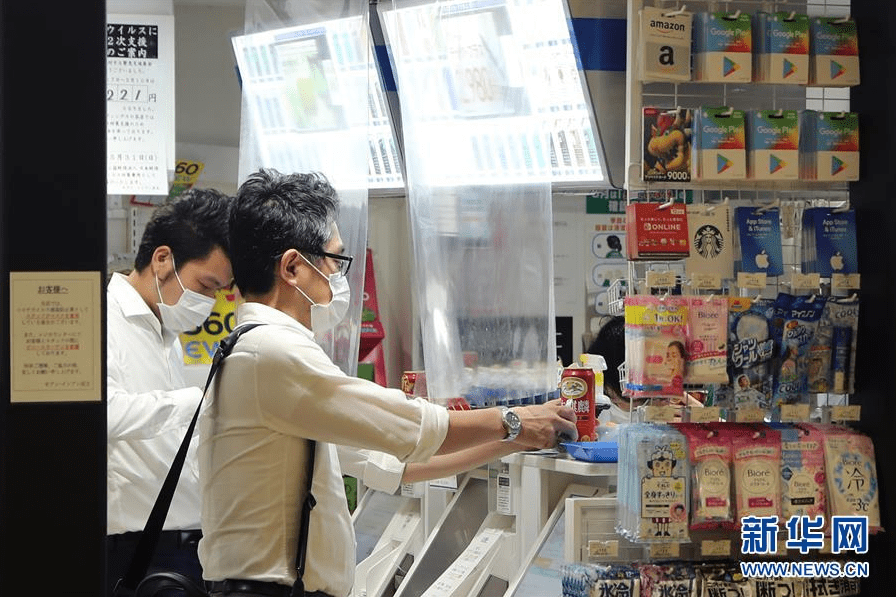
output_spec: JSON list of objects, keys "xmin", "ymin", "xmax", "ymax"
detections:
[{"xmin": 198, "ymin": 302, "xmax": 449, "ymax": 597}]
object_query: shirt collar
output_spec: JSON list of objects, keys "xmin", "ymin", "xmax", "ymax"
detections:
[
  {"xmin": 236, "ymin": 301, "xmax": 314, "ymax": 339},
  {"xmin": 109, "ymin": 272, "xmax": 156, "ymax": 319},
  {"xmin": 108, "ymin": 272, "xmax": 168, "ymax": 337}
]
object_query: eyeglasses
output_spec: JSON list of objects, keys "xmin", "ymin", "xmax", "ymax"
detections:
[{"xmin": 309, "ymin": 250, "xmax": 353, "ymax": 275}]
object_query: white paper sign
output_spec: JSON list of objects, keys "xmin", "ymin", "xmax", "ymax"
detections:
[{"xmin": 106, "ymin": 14, "xmax": 174, "ymax": 195}]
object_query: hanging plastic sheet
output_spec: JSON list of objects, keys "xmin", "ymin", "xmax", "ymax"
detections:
[
  {"xmin": 381, "ymin": 0, "xmax": 559, "ymax": 404},
  {"xmin": 233, "ymin": 0, "xmax": 370, "ymax": 374}
]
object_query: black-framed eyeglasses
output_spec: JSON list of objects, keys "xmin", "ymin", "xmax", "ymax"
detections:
[{"xmin": 309, "ymin": 250, "xmax": 353, "ymax": 275}]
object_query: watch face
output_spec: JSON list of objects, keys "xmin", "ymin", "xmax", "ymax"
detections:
[{"xmin": 504, "ymin": 408, "xmax": 521, "ymax": 438}]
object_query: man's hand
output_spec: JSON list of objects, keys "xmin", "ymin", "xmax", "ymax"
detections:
[{"xmin": 512, "ymin": 399, "xmax": 577, "ymax": 450}]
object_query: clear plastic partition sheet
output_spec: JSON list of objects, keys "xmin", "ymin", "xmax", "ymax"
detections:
[
  {"xmin": 381, "ymin": 0, "xmax": 558, "ymax": 403},
  {"xmin": 234, "ymin": 0, "xmax": 371, "ymax": 374}
]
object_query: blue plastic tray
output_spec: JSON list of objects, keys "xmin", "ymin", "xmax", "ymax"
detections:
[{"xmin": 561, "ymin": 441, "xmax": 618, "ymax": 463}]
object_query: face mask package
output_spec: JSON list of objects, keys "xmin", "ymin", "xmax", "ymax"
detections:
[
  {"xmin": 827, "ymin": 296, "xmax": 860, "ymax": 394},
  {"xmin": 639, "ymin": 563, "xmax": 697, "ymax": 597},
  {"xmin": 718, "ymin": 297, "xmax": 776, "ymax": 414},
  {"xmin": 732, "ymin": 426, "xmax": 782, "ymax": 523},
  {"xmin": 753, "ymin": 12, "xmax": 810, "ymax": 84},
  {"xmin": 639, "ymin": 6, "xmax": 693, "ymax": 82},
  {"xmin": 809, "ymin": 17, "xmax": 860, "ymax": 87},
  {"xmin": 617, "ymin": 424, "xmax": 690, "ymax": 543},
  {"xmin": 698, "ymin": 564, "xmax": 752, "ymax": 596},
  {"xmin": 769, "ymin": 423, "xmax": 828, "ymax": 524},
  {"xmin": 817, "ymin": 426, "xmax": 882, "ymax": 534},
  {"xmin": 693, "ymin": 11, "xmax": 753, "ymax": 83},
  {"xmin": 677, "ymin": 423, "xmax": 734, "ymax": 531},
  {"xmin": 624, "ymin": 295, "xmax": 689, "ymax": 399},
  {"xmin": 735, "ymin": 206, "xmax": 784, "ymax": 276},
  {"xmin": 693, "ymin": 107, "xmax": 747, "ymax": 181},
  {"xmin": 561, "ymin": 564, "xmax": 641, "ymax": 597},
  {"xmin": 685, "ymin": 296, "xmax": 729, "ymax": 385},
  {"xmin": 773, "ymin": 295, "xmax": 826, "ymax": 413}
]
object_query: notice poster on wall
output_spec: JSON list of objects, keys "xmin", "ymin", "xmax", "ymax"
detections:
[
  {"xmin": 10, "ymin": 272, "xmax": 102, "ymax": 403},
  {"xmin": 106, "ymin": 14, "xmax": 175, "ymax": 195}
]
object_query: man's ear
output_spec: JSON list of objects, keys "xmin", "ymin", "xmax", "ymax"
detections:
[
  {"xmin": 278, "ymin": 249, "xmax": 304, "ymax": 286},
  {"xmin": 150, "ymin": 245, "xmax": 174, "ymax": 280}
]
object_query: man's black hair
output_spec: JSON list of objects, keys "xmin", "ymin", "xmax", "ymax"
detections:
[
  {"xmin": 587, "ymin": 315, "xmax": 625, "ymax": 398},
  {"xmin": 229, "ymin": 168, "xmax": 339, "ymax": 295},
  {"xmin": 134, "ymin": 187, "xmax": 232, "ymax": 271}
]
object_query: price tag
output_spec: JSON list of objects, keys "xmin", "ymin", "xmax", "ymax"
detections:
[
  {"xmin": 650, "ymin": 542, "xmax": 680, "ymax": 559},
  {"xmin": 689, "ymin": 406, "xmax": 721, "ymax": 423},
  {"xmin": 588, "ymin": 540, "xmax": 620, "ymax": 558},
  {"xmin": 780, "ymin": 404, "xmax": 811, "ymax": 422},
  {"xmin": 791, "ymin": 272, "xmax": 820, "ymax": 291},
  {"xmin": 430, "ymin": 476, "xmax": 459, "ymax": 490},
  {"xmin": 644, "ymin": 405, "xmax": 677, "ymax": 423},
  {"xmin": 832, "ymin": 273, "xmax": 861, "ymax": 290},
  {"xmin": 701, "ymin": 540, "xmax": 731, "ymax": 557},
  {"xmin": 737, "ymin": 272, "xmax": 767, "ymax": 289},
  {"xmin": 736, "ymin": 407, "xmax": 765, "ymax": 423},
  {"xmin": 831, "ymin": 405, "xmax": 861, "ymax": 422},
  {"xmin": 689, "ymin": 273, "xmax": 722, "ymax": 290},
  {"xmin": 401, "ymin": 482, "xmax": 423, "ymax": 498},
  {"xmin": 496, "ymin": 472, "xmax": 512, "ymax": 515},
  {"xmin": 646, "ymin": 270, "xmax": 678, "ymax": 289}
]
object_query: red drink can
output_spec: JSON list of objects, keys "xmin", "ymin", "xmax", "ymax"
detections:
[
  {"xmin": 559, "ymin": 367, "xmax": 596, "ymax": 441},
  {"xmin": 401, "ymin": 370, "xmax": 426, "ymax": 397}
]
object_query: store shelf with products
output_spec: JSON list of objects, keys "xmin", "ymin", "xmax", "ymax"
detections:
[{"xmin": 616, "ymin": 0, "xmax": 861, "ymax": 427}]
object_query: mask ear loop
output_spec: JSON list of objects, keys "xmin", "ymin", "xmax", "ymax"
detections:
[{"xmin": 155, "ymin": 255, "xmax": 181, "ymax": 305}]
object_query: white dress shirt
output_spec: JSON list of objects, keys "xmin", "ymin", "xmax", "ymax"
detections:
[
  {"xmin": 198, "ymin": 302, "xmax": 449, "ymax": 597},
  {"xmin": 107, "ymin": 273, "xmax": 203, "ymax": 535}
]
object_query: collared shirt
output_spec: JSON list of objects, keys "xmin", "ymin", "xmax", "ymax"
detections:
[
  {"xmin": 198, "ymin": 302, "xmax": 449, "ymax": 597},
  {"xmin": 106, "ymin": 273, "xmax": 203, "ymax": 535}
]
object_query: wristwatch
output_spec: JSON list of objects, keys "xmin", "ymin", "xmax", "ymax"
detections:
[{"xmin": 500, "ymin": 406, "xmax": 522, "ymax": 442}]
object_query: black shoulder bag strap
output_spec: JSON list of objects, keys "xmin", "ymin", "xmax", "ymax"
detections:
[
  {"xmin": 115, "ymin": 323, "xmax": 265, "ymax": 596},
  {"xmin": 291, "ymin": 438, "xmax": 317, "ymax": 597}
]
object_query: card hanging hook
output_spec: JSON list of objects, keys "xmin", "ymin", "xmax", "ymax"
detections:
[
  {"xmin": 833, "ymin": 14, "xmax": 851, "ymax": 24},
  {"xmin": 785, "ymin": 11, "xmax": 796, "ymax": 22},
  {"xmin": 725, "ymin": 9, "xmax": 742, "ymax": 20},
  {"xmin": 832, "ymin": 200, "xmax": 851, "ymax": 213},
  {"xmin": 719, "ymin": 106, "xmax": 734, "ymax": 117},
  {"xmin": 657, "ymin": 198, "xmax": 676, "ymax": 210},
  {"xmin": 755, "ymin": 199, "xmax": 780, "ymax": 214},
  {"xmin": 663, "ymin": 4, "xmax": 688, "ymax": 18}
]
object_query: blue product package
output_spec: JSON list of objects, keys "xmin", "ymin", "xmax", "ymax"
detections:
[
  {"xmin": 726, "ymin": 297, "xmax": 776, "ymax": 410},
  {"xmin": 735, "ymin": 206, "xmax": 784, "ymax": 275},
  {"xmin": 809, "ymin": 208, "xmax": 858, "ymax": 276},
  {"xmin": 773, "ymin": 295, "xmax": 826, "ymax": 409}
]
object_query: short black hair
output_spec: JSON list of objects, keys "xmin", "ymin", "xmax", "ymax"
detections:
[
  {"xmin": 587, "ymin": 315, "xmax": 625, "ymax": 397},
  {"xmin": 229, "ymin": 168, "xmax": 339, "ymax": 295},
  {"xmin": 134, "ymin": 187, "xmax": 232, "ymax": 272}
]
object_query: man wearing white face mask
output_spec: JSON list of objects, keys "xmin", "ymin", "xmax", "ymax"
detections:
[
  {"xmin": 106, "ymin": 188, "xmax": 233, "ymax": 596},
  {"xmin": 199, "ymin": 169, "xmax": 577, "ymax": 597}
]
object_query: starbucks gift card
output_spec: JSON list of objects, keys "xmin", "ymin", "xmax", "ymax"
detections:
[{"xmin": 685, "ymin": 203, "xmax": 734, "ymax": 281}]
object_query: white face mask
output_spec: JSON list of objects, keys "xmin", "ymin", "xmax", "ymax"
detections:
[
  {"xmin": 155, "ymin": 257, "xmax": 216, "ymax": 334},
  {"xmin": 294, "ymin": 253, "xmax": 351, "ymax": 333}
]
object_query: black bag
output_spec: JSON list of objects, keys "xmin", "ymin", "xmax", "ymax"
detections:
[{"xmin": 115, "ymin": 324, "xmax": 317, "ymax": 597}]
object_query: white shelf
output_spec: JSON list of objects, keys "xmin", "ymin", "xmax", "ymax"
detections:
[{"xmin": 501, "ymin": 452, "xmax": 617, "ymax": 478}]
